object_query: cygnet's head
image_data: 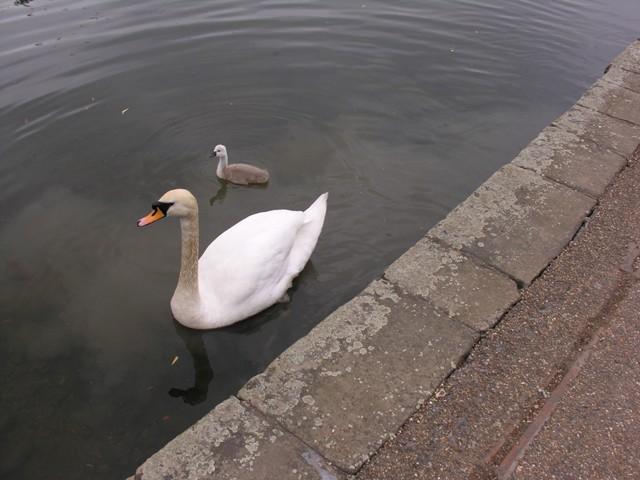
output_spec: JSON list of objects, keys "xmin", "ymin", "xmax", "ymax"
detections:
[
  {"xmin": 211, "ymin": 144, "xmax": 228, "ymax": 160},
  {"xmin": 137, "ymin": 189, "xmax": 198, "ymax": 227}
]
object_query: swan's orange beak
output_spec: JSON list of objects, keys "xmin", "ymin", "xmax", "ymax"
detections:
[{"xmin": 137, "ymin": 207, "xmax": 166, "ymax": 227}]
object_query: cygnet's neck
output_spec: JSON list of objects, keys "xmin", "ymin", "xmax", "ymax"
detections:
[{"xmin": 216, "ymin": 154, "xmax": 228, "ymax": 177}]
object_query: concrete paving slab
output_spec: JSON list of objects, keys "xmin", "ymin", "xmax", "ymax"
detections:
[
  {"xmin": 578, "ymin": 77, "xmax": 640, "ymax": 125},
  {"xmin": 385, "ymin": 237, "xmax": 519, "ymax": 331},
  {"xmin": 609, "ymin": 39, "xmax": 640, "ymax": 74},
  {"xmin": 238, "ymin": 279, "xmax": 477, "ymax": 473},
  {"xmin": 552, "ymin": 104, "xmax": 640, "ymax": 158},
  {"xmin": 132, "ymin": 397, "xmax": 345, "ymax": 480},
  {"xmin": 603, "ymin": 65, "xmax": 640, "ymax": 94},
  {"xmin": 511, "ymin": 125, "xmax": 626, "ymax": 197},
  {"xmin": 428, "ymin": 164, "xmax": 595, "ymax": 286}
]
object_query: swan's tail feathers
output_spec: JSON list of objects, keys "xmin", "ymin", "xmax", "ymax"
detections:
[
  {"xmin": 304, "ymin": 192, "xmax": 328, "ymax": 225},
  {"xmin": 287, "ymin": 192, "xmax": 328, "ymax": 276}
]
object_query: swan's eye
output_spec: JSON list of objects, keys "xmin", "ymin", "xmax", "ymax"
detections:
[{"xmin": 152, "ymin": 201, "xmax": 174, "ymax": 215}]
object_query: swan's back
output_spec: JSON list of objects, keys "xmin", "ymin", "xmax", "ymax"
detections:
[
  {"xmin": 196, "ymin": 193, "xmax": 327, "ymax": 324},
  {"xmin": 199, "ymin": 209, "xmax": 303, "ymax": 304}
]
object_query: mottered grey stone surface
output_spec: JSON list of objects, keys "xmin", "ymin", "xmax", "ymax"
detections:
[
  {"xmin": 609, "ymin": 39, "xmax": 640, "ymax": 74},
  {"xmin": 602, "ymin": 65, "xmax": 640, "ymax": 94},
  {"xmin": 239, "ymin": 280, "xmax": 477, "ymax": 473},
  {"xmin": 511, "ymin": 125, "xmax": 626, "ymax": 197},
  {"xmin": 578, "ymin": 77, "xmax": 640, "ymax": 126},
  {"xmin": 384, "ymin": 237, "xmax": 519, "ymax": 331},
  {"xmin": 132, "ymin": 397, "xmax": 344, "ymax": 480},
  {"xmin": 428, "ymin": 164, "xmax": 595, "ymax": 286},
  {"xmin": 552, "ymin": 104, "xmax": 640, "ymax": 158}
]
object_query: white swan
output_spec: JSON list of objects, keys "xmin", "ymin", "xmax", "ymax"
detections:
[
  {"xmin": 137, "ymin": 189, "xmax": 328, "ymax": 329},
  {"xmin": 211, "ymin": 144, "xmax": 270, "ymax": 185}
]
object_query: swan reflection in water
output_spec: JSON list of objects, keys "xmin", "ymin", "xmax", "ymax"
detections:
[
  {"xmin": 169, "ymin": 322, "xmax": 214, "ymax": 405},
  {"xmin": 209, "ymin": 178, "xmax": 269, "ymax": 206},
  {"xmin": 209, "ymin": 179, "xmax": 227, "ymax": 206},
  {"xmin": 166, "ymin": 258, "xmax": 319, "ymax": 405}
]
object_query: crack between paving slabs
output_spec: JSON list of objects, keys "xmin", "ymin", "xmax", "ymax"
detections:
[
  {"xmin": 620, "ymin": 64, "xmax": 640, "ymax": 76},
  {"xmin": 521, "ymin": 146, "xmax": 640, "ymax": 290},
  {"xmin": 380, "ymin": 270, "xmax": 489, "ymax": 334},
  {"xmin": 435, "ymin": 163, "xmax": 600, "ymax": 290},
  {"xmin": 547, "ymin": 121, "xmax": 631, "ymax": 162},
  {"xmin": 511, "ymin": 163, "xmax": 599, "ymax": 200},
  {"xmin": 505, "ymin": 202, "xmax": 598, "ymax": 291},
  {"xmin": 549, "ymin": 122, "xmax": 637, "ymax": 159},
  {"xmin": 425, "ymin": 234, "xmax": 525, "ymax": 290},
  {"xmin": 233, "ymin": 395, "xmax": 351, "ymax": 478},
  {"xmin": 423, "ymin": 162, "xmax": 601, "ymax": 289},
  {"xmin": 422, "ymin": 177, "xmax": 598, "ymax": 298},
  {"xmin": 601, "ymin": 77, "xmax": 640, "ymax": 96},
  {"xmin": 577, "ymin": 101, "xmax": 640, "ymax": 128}
]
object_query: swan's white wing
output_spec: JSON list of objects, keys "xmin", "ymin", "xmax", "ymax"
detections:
[{"xmin": 198, "ymin": 209, "xmax": 305, "ymax": 309}]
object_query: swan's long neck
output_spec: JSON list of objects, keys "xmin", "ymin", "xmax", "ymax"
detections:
[
  {"xmin": 216, "ymin": 154, "xmax": 228, "ymax": 177},
  {"xmin": 170, "ymin": 201, "xmax": 213, "ymax": 329},
  {"xmin": 174, "ymin": 211, "xmax": 200, "ymax": 303}
]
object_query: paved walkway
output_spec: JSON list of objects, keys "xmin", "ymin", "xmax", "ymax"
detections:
[{"xmin": 357, "ymin": 147, "xmax": 640, "ymax": 479}]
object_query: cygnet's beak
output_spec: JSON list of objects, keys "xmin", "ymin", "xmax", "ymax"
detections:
[
  {"xmin": 137, "ymin": 206, "xmax": 166, "ymax": 227},
  {"xmin": 209, "ymin": 149, "xmax": 217, "ymax": 158}
]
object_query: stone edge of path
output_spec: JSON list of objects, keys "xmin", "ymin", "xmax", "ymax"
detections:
[{"xmin": 130, "ymin": 40, "xmax": 640, "ymax": 480}]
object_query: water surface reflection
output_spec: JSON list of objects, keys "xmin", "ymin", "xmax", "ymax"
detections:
[{"xmin": 169, "ymin": 324, "xmax": 214, "ymax": 405}]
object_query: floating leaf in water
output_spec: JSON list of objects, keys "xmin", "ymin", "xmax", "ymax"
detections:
[
  {"xmin": 121, "ymin": 107, "xmax": 129, "ymax": 115},
  {"xmin": 171, "ymin": 355, "xmax": 179, "ymax": 365}
]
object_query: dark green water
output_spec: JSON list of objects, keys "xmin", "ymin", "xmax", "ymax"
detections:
[{"xmin": 1, "ymin": 0, "xmax": 638, "ymax": 478}]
